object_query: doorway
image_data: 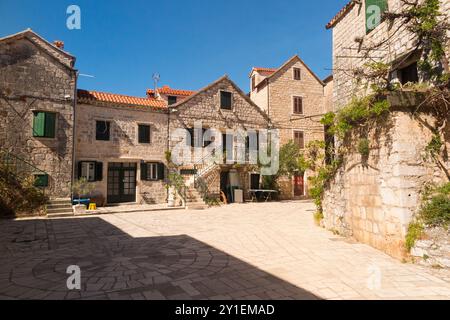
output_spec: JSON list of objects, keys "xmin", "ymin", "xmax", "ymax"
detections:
[
  {"xmin": 107, "ymin": 162, "xmax": 137, "ymax": 204},
  {"xmin": 293, "ymin": 173, "xmax": 304, "ymax": 197}
]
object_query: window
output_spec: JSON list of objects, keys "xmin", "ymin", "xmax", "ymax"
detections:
[
  {"xmin": 250, "ymin": 173, "xmax": 261, "ymax": 190},
  {"xmin": 34, "ymin": 174, "xmax": 49, "ymax": 187},
  {"xmin": 251, "ymin": 75, "xmax": 256, "ymax": 91},
  {"xmin": 186, "ymin": 128, "xmax": 211, "ymax": 147},
  {"xmin": 138, "ymin": 124, "xmax": 151, "ymax": 144},
  {"xmin": 141, "ymin": 162, "xmax": 165, "ymax": 181},
  {"xmin": 78, "ymin": 161, "xmax": 103, "ymax": 182},
  {"xmin": 168, "ymin": 96, "xmax": 177, "ymax": 105},
  {"xmin": 366, "ymin": 0, "xmax": 388, "ymax": 34},
  {"xmin": 33, "ymin": 111, "xmax": 56, "ymax": 138},
  {"xmin": 220, "ymin": 91, "xmax": 232, "ymax": 110},
  {"xmin": 293, "ymin": 68, "xmax": 301, "ymax": 80},
  {"xmin": 293, "ymin": 96, "xmax": 303, "ymax": 114},
  {"xmin": 96, "ymin": 121, "xmax": 110, "ymax": 141},
  {"xmin": 399, "ymin": 62, "xmax": 418, "ymax": 85},
  {"xmin": 294, "ymin": 131, "xmax": 305, "ymax": 149}
]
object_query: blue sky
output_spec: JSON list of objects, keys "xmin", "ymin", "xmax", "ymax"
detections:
[{"xmin": 0, "ymin": 0, "xmax": 348, "ymax": 96}]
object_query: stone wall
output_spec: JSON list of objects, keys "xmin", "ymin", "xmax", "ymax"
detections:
[
  {"xmin": 169, "ymin": 76, "xmax": 269, "ymax": 198},
  {"xmin": 411, "ymin": 227, "xmax": 450, "ymax": 269},
  {"xmin": 331, "ymin": 0, "xmax": 450, "ymax": 109},
  {"xmin": 322, "ymin": 97, "xmax": 450, "ymax": 259},
  {"xmin": 0, "ymin": 32, "xmax": 76, "ymax": 198},
  {"xmin": 75, "ymin": 102, "xmax": 169, "ymax": 204}
]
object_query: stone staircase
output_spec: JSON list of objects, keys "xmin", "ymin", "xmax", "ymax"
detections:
[
  {"xmin": 46, "ymin": 198, "xmax": 74, "ymax": 218},
  {"xmin": 184, "ymin": 186, "xmax": 208, "ymax": 210}
]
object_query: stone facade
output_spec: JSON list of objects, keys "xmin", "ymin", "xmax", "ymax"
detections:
[
  {"xmin": 249, "ymin": 56, "xmax": 326, "ymax": 198},
  {"xmin": 75, "ymin": 100, "xmax": 169, "ymax": 205},
  {"xmin": 325, "ymin": 0, "xmax": 450, "ymax": 259},
  {"xmin": 330, "ymin": 0, "xmax": 450, "ymax": 109},
  {"xmin": 169, "ymin": 76, "xmax": 270, "ymax": 201},
  {"xmin": 0, "ymin": 30, "xmax": 76, "ymax": 198}
]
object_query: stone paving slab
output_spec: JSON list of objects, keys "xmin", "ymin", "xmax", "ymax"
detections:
[{"xmin": 0, "ymin": 201, "xmax": 449, "ymax": 300}]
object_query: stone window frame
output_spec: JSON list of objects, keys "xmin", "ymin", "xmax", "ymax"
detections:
[
  {"xmin": 292, "ymin": 130, "xmax": 305, "ymax": 150},
  {"xmin": 219, "ymin": 90, "xmax": 233, "ymax": 111},
  {"xmin": 137, "ymin": 123, "xmax": 152, "ymax": 144},
  {"xmin": 291, "ymin": 95, "xmax": 304, "ymax": 115},
  {"xmin": 293, "ymin": 67, "xmax": 302, "ymax": 81},
  {"xmin": 30, "ymin": 109, "xmax": 58, "ymax": 141}
]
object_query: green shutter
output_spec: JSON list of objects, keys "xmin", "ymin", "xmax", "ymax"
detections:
[
  {"xmin": 44, "ymin": 112, "xmax": 56, "ymax": 138},
  {"xmin": 366, "ymin": 0, "xmax": 388, "ymax": 33},
  {"xmin": 33, "ymin": 112, "xmax": 45, "ymax": 137},
  {"xmin": 34, "ymin": 174, "xmax": 49, "ymax": 187},
  {"xmin": 141, "ymin": 163, "xmax": 148, "ymax": 181}
]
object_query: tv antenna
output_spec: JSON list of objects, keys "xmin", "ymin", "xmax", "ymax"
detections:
[{"xmin": 152, "ymin": 73, "xmax": 160, "ymax": 96}]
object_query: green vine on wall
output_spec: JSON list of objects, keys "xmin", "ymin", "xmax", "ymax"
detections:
[{"xmin": 309, "ymin": 0, "xmax": 449, "ymax": 227}]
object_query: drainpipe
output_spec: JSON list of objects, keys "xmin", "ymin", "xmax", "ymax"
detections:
[
  {"xmin": 266, "ymin": 78, "xmax": 270, "ymax": 119},
  {"xmin": 71, "ymin": 70, "xmax": 79, "ymax": 201}
]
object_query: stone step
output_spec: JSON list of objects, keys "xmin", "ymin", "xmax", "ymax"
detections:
[
  {"xmin": 186, "ymin": 202, "xmax": 207, "ymax": 210},
  {"xmin": 48, "ymin": 200, "xmax": 72, "ymax": 206},
  {"xmin": 47, "ymin": 207, "xmax": 74, "ymax": 214},
  {"xmin": 47, "ymin": 204, "xmax": 72, "ymax": 210},
  {"xmin": 47, "ymin": 212, "xmax": 75, "ymax": 218}
]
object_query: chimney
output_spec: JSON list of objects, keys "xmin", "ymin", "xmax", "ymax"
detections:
[{"xmin": 53, "ymin": 40, "xmax": 65, "ymax": 50}]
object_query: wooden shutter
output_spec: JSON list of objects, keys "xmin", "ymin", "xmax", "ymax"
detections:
[
  {"xmin": 157, "ymin": 163, "xmax": 165, "ymax": 180},
  {"xmin": 33, "ymin": 112, "xmax": 45, "ymax": 137},
  {"xmin": 366, "ymin": 0, "xmax": 388, "ymax": 33},
  {"xmin": 141, "ymin": 163, "xmax": 148, "ymax": 181},
  {"xmin": 77, "ymin": 162, "xmax": 83, "ymax": 180},
  {"xmin": 44, "ymin": 112, "xmax": 56, "ymax": 138},
  {"xmin": 95, "ymin": 162, "xmax": 103, "ymax": 181},
  {"xmin": 294, "ymin": 131, "xmax": 304, "ymax": 149},
  {"xmin": 294, "ymin": 97, "xmax": 303, "ymax": 114}
]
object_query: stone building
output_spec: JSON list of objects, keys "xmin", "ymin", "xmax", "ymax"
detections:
[
  {"xmin": 249, "ymin": 55, "xmax": 326, "ymax": 198},
  {"xmin": 147, "ymin": 85, "xmax": 195, "ymax": 105},
  {"xmin": 0, "ymin": 29, "xmax": 77, "ymax": 198},
  {"xmin": 75, "ymin": 90, "xmax": 168, "ymax": 205},
  {"xmin": 169, "ymin": 75, "xmax": 270, "ymax": 202},
  {"xmin": 324, "ymin": 0, "xmax": 450, "ymax": 259}
]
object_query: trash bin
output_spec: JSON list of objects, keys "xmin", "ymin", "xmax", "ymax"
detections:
[{"xmin": 234, "ymin": 189, "xmax": 243, "ymax": 203}]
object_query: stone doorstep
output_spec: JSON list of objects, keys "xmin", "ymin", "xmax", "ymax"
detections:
[{"xmin": 78, "ymin": 204, "xmax": 186, "ymax": 216}]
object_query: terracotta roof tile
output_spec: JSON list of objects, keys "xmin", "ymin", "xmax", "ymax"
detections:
[
  {"xmin": 77, "ymin": 89, "xmax": 167, "ymax": 108},
  {"xmin": 146, "ymin": 85, "xmax": 196, "ymax": 97},
  {"xmin": 326, "ymin": 0, "xmax": 356, "ymax": 29},
  {"xmin": 252, "ymin": 67, "xmax": 277, "ymax": 73}
]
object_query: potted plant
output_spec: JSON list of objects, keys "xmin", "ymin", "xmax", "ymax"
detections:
[{"xmin": 166, "ymin": 172, "xmax": 186, "ymax": 207}]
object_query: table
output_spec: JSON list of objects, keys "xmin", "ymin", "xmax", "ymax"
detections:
[{"xmin": 248, "ymin": 189, "xmax": 278, "ymax": 202}]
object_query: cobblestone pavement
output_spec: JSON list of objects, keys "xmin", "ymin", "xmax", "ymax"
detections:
[{"xmin": 0, "ymin": 201, "xmax": 449, "ymax": 300}]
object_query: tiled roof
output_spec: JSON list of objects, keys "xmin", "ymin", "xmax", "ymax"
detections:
[
  {"xmin": 146, "ymin": 85, "xmax": 196, "ymax": 97},
  {"xmin": 77, "ymin": 89, "xmax": 167, "ymax": 108},
  {"xmin": 326, "ymin": 0, "xmax": 356, "ymax": 29},
  {"xmin": 252, "ymin": 67, "xmax": 277, "ymax": 73}
]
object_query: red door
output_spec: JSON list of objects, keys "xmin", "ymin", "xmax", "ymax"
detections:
[{"xmin": 293, "ymin": 173, "xmax": 304, "ymax": 197}]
